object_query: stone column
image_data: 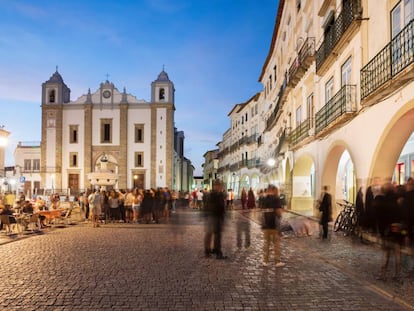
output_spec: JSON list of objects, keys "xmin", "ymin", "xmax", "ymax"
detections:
[
  {"xmin": 119, "ymin": 103, "xmax": 128, "ymax": 189},
  {"xmin": 84, "ymin": 104, "xmax": 93, "ymax": 190}
]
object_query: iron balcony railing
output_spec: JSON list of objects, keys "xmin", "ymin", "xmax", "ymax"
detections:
[
  {"xmin": 247, "ymin": 158, "xmax": 262, "ymax": 169},
  {"xmin": 315, "ymin": 85, "xmax": 357, "ymax": 134},
  {"xmin": 289, "ymin": 118, "xmax": 311, "ymax": 146},
  {"xmin": 288, "ymin": 37, "xmax": 315, "ymax": 87},
  {"xmin": 230, "ymin": 163, "xmax": 239, "ymax": 172},
  {"xmin": 361, "ymin": 19, "xmax": 414, "ymax": 99},
  {"xmin": 247, "ymin": 134, "xmax": 258, "ymax": 145},
  {"xmin": 316, "ymin": 0, "xmax": 361, "ymax": 72},
  {"xmin": 266, "ymin": 76, "xmax": 288, "ymax": 130}
]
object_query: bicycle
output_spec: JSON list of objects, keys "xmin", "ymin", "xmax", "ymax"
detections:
[{"xmin": 333, "ymin": 200, "xmax": 358, "ymax": 235}]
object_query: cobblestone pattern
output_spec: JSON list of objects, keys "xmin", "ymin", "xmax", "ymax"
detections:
[{"xmin": 0, "ymin": 209, "xmax": 412, "ymax": 310}]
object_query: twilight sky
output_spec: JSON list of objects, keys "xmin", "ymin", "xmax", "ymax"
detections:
[{"xmin": 0, "ymin": 0, "xmax": 278, "ymax": 175}]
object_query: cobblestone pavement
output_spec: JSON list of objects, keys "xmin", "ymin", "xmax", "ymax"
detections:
[{"xmin": 0, "ymin": 208, "xmax": 413, "ymax": 310}]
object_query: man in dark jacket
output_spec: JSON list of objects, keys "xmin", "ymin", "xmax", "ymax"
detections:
[
  {"xmin": 319, "ymin": 185, "xmax": 332, "ymax": 240},
  {"xmin": 204, "ymin": 179, "xmax": 227, "ymax": 259}
]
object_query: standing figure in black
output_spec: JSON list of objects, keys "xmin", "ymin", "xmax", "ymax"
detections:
[
  {"xmin": 319, "ymin": 185, "xmax": 332, "ymax": 240},
  {"xmin": 204, "ymin": 179, "xmax": 227, "ymax": 259}
]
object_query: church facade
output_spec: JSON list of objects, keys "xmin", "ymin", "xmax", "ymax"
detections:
[{"xmin": 40, "ymin": 69, "xmax": 177, "ymax": 193}]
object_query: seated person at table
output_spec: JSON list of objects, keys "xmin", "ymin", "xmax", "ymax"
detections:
[
  {"xmin": 35, "ymin": 196, "xmax": 47, "ymax": 211},
  {"xmin": 0, "ymin": 204, "xmax": 16, "ymax": 222},
  {"xmin": 22, "ymin": 201, "xmax": 34, "ymax": 214}
]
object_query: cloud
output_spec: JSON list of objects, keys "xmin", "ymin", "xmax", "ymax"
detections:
[{"xmin": 12, "ymin": 2, "xmax": 48, "ymax": 19}]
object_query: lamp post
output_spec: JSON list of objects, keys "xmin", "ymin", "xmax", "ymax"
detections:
[
  {"xmin": 133, "ymin": 174, "xmax": 138, "ymax": 189},
  {"xmin": 51, "ymin": 174, "xmax": 55, "ymax": 194}
]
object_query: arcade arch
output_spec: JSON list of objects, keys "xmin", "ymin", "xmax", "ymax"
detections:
[
  {"xmin": 291, "ymin": 154, "xmax": 315, "ymax": 215},
  {"xmin": 369, "ymin": 105, "xmax": 414, "ymax": 183},
  {"xmin": 321, "ymin": 144, "xmax": 356, "ymax": 216}
]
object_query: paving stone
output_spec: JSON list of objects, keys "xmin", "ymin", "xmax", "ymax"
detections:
[{"xmin": 0, "ymin": 209, "xmax": 413, "ymax": 310}]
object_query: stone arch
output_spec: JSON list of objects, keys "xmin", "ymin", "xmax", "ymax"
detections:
[
  {"xmin": 369, "ymin": 101, "xmax": 414, "ymax": 182},
  {"xmin": 321, "ymin": 141, "xmax": 357, "ymax": 215},
  {"xmin": 93, "ymin": 153, "xmax": 119, "ymax": 174},
  {"xmin": 239, "ymin": 174, "xmax": 250, "ymax": 197},
  {"xmin": 291, "ymin": 154, "xmax": 315, "ymax": 215}
]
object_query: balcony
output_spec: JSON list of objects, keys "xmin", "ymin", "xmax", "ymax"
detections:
[
  {"xmin": 229, "ymin": 163, "xmax": 239, "ymax": 172},
  {"xmin": 316, "ymin": 0, "xmax": 362, "ymax": 74},
  {"xmin": 361, "ymin": 19, "xmax": 414, "ymax": 104},
  {"xmin": 315, "ymin": 85, "xmax": 357, "ymax": 135},
  {"xmin": 247, "ymin": 134, "xmax": 258, "ymax": 145},
  {"xmin": 289, "ymin": 119, "xmax": 311, "ymax": 147},
  {"xmin": 288, "ymin": 37, "xmax": 316, "ymax": 88},
  {"xmin": 266, "ymin": 77, "xmax": 289, "ymax": 131},
  {"xmin": 247, "ymin": 158, "xmax": 262, "ymax": 169}
]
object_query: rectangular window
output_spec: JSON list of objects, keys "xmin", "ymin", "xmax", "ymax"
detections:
[
  {"xmin": 100, "ymin": 119, "xmax": 112, "ymax": 143},
  {"xmin": 69, "ymin": 125, "xmax": 79, "ymax": 144},
  {"xmin": 341, "ymin": 57, "xmax": 352, "ymax": 86},
  {"xmin": 325, "ymin": 77, "xmax": 334, "ymax": 103},
  {"xmin": 33, "ymin": 159, "xmax": 40, "ymax": 171},
  {"xmin": 134, "ymin": 152, "xmax": 143, "ymax": 167},
  {"xmin": 405, "ymin": 0, "xmax": 414, "ymax": 26},
  {"xmin": 296, "ymin": 0, "xmax": 301, "ymax": 12},
  {"xmin": 24, "ymin": 159, "xmax": 31, "ymax": 171},
  {"xmin": 70, "ymin": 152, "xmax": 78, "ymax": 167},
  {"xmin": 307, "ymin": 93, "xmax": 315, "ymax": 128},
  {"xmin": 134, "ymin": 124, "xmax": 144, "ymax": 143},
  {"xmin": 255, "ymin": 104, "xmax": 258, "ymax": 115},
  {"xmin": 296, "ymin": 106, "xmax": 302, "ymax": 127},
  {"xmin": 392, "ymin": 3, "xmax": 402, "ymax": 38}
]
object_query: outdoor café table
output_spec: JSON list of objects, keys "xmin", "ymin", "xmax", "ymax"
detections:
[{"xmin": 38, "ymin": 209, "xmax": 66, "ymax": 225}]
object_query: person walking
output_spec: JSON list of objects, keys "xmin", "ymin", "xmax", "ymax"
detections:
[
  {"xmin": 247, "ymin": 188, "xmax": 256, "ymax": 209},
  {"xmin": 204, "ymin": 179, "xmax": 227, "ymax": 259},
  {"xmin": 375, "ymin": 182, "xmax": 403, "ymax": 279},
  {"xmin": 88, "ymin": 189, "xmax": 102, "ymax": 228},
  {"xmin": 319, "ymin": 185, "xmax": 332, "ymax": 240},
  {"xmin": 241, "ymin": 188, "xmax": 247, "ymax": 209},
  {"xmin": 261, "ymin": 185, "xmax": 285, "ymax": 267}
]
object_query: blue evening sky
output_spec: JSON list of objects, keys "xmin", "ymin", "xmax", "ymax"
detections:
[{"xmin": 0, "ymin": 0, "xmax": 278, "ymax": 175}]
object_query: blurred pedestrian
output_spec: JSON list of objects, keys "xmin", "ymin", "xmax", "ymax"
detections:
[
  {"xmin": 89, "ymin": 189, "xmax": 102, "ymax": 228},
  {"xmin": 141, "ymin": 189, "xmax": 154, "ymax": 224},
  {"xmin": 365, "ymin": 177, "xmax": 382, "ymax": 233},
  {"xmin": 247, "ymin": 188, "xmax": 256, "ymax": 209},
  {"xmin": 401, "ymin": 178, "xmax": 414, "ymax": 274},
  {"xmin": 375, "ymin": 182, "xmax": 402, "ymax": 279},
  {"xmin": 204, "ymin": 179, "xmax": 227, "ymax": 259},
  {"xmin": 261, "ymin": 185, "xmax": 285, "ymax": 267},
  {"xmin": 236, "ymin": 215, "xmax": 251, "ymax": 250},
  {"xmin": 319, "ymin": 185, "xmax": 332, "ymax": 240},
  {"xmin": 241, "ymin": 188, "xmax": 247, "ymax": 209}
]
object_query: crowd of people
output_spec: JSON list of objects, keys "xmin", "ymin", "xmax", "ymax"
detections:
[
  {"xmin": 78, "ymin": 187, "xmax": 184, "ymax": 227},
  {"xmin": 352, "ymin": 178, "xmax": 414, "ymax": 279}
]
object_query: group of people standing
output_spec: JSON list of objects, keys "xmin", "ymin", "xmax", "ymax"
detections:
[{"xmin": 80, "ymin": 187, "xmax": 177, "ymax": 228}]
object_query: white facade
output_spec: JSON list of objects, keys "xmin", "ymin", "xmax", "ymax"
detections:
[
  {"xmin": 216, "ymin": 0, "xmax": 414, "ymax": 217},
  {"xmin": 40, "ymin": 70, "xmax": 177, "ymax": 194}
]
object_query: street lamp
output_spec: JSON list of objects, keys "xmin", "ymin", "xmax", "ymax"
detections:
[
  {"xmin": 267, "ymin": 158, "xmax": 276, "ymax": 167},
  {"xmin": 133, "ymin": 174, "xmax": 138, "ymax": 189}
]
